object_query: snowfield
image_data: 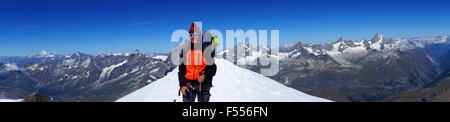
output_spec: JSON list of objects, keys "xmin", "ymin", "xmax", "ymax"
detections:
[
  {"xmin": 153, "ymin": 55, "xmax": 168, "ymax": 61},
  {"xmin": 0, "ymin": 99, "xmax": 22, "ymax": 102},
  {"xmin": 99, "ymin": 59, "xmax": 128, "ymax": 81},
  {"xmin": 117, "ymin": 59, "xmax": 331, "ymax": 102}
]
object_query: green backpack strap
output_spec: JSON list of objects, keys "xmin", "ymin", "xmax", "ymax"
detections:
[{"xmin": 211, "ymin": 36, "xmax": 220, "ymax": 45}]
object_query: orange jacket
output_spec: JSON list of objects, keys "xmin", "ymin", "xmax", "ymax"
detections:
[
  {"xmin": 184, "ymin": 50, "xmax": 206, "ymax": 80},
  {"xmin": 178, "ymin": 42, "xmax": 217, "ymax": 89}
]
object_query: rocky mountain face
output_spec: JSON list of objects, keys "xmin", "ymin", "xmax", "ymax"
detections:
[
  {"xmin": 0, "ymin": 50, "xmax": 175, "ymax": 101},
  {"xmin": 383, "ymin": 51, "xmax": 450, "ymax": 102},
  {"xmin": 22, "ymin": 93, "xmax": 53, "ymax": 102},
  {"xmin": 220, "ymin": 33, "xmax": 450, "ymax": 101}
]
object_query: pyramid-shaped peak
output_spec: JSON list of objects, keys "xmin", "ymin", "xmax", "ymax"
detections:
[
  {"xmin": 374, "ymin": 32, "xmax": 383, "ymax": 37},
  {"xmin": 337, "ymin": 37, "xmax": 344, "ymax": 42},
  {"xmin": 371, "ymin": 32, "xmax": 385, "ymax": 42},
  {"xmin": 134, "ymin": 49, "xmax": 140, "ymax": 54}
]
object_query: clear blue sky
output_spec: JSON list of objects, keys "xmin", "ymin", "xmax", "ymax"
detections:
[{"xmin": 1, "ymin": 0, "xmax": 449, "ymax": 56}]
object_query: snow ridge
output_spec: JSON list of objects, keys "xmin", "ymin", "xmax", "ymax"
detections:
[{"xmin": 117, "ymin": 59, "xmax": 330, "ymax": 102}]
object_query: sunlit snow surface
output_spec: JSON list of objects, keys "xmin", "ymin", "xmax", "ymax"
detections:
[
  {"xmin": 117, "ymin": 59, "xmax": 331, "ymax": 102},
  {"xmin": 0, "ymin": 99, "xmax": 22, "ymax": 102}
]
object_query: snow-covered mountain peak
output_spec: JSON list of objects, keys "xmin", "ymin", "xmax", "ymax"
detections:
[
  {"xmin": 117, "ymin": 59, "xmax": 331, "ymax": 102},
  {"xmin": 337, "ymin": 37, "xmax": 344, "ymax": 42},
  {"xmin": 38, "ymin": 51, "xmax": 55, "ymax": 58},
  {"xmin": 134, "ymin": 49, "xmax": 140, "ymax": 54},
  {"xmin": 74, "ymin": 51, "xmax": 81, "ymax": 56},
  {"xmin": 69, "ymin": 51, "xmax": 91, "ymax": 58},
  {"xmin": 40, "ymin": 51, "xmax": 49, "ymax": 55},
  {"xmin": 369, "ymin": 33, "xmax": 389, "ymax": 50},
  {"xmin": 26, "ymin": 51, "xmax": 57, "ymax": 59},
  {"xmin": 371, "ymin": 32, "xmax": 384, "ymax": 42}
]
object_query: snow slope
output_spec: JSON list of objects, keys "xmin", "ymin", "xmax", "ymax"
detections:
[
  {"xmin": 0, "ymin": 99, "xmax": 22, "ymax": 102},
  {"xmin": 99, "ymin": 59, "xmax": 128, "ymax": 81},
  {"xmin": 117, "ymin": 59, "xmax": 331, "ymax": 102},
  {"xmin": 152, "ymin": 55, "xmax": 168, "ymax": 61}
]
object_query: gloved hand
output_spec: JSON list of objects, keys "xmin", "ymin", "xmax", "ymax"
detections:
[{"xmin": 181, "ymin": 86, "xmax": 189, "ymax": 96}]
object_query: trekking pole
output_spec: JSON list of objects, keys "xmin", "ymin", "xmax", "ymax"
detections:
[
  {"xmin": 189, "ymin": 87, "xmax": 192, "ymax": 102},
  {"xmin": 189, "ymin": 83, "xmax": 193, "ymax": 102},
  {"xmin": 199, "ymin": 72, "xmax": 203, "ymax": 93}
]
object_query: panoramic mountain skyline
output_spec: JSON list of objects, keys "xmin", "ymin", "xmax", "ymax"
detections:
[{"xmin": 1, "ymin": 32, "xmax": 448, "ymax": 102}]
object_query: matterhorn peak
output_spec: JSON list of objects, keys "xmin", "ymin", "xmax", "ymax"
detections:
[
  {"xmin": 371, "ymin": 32, "xmax": 384, "ymax": 42},
  {"xmin": 337, "ymin": 37, "xmax": 344, "ymax": 42},
  {"xmin": 134, "ymin": 49, "xmax": 140, "ymax": 54}
]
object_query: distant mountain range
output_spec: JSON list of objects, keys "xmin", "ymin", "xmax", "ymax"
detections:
[
  {"xmin": 220, "ymin": 33, "xmax": 450, "ymax": 101},
  {"xmin": 1, "ymin": 33, "xmax": 449, "ymax": 102},
  {"xmin": 0, "ymin": 49, "xmax": 175, "ymax": 101}
]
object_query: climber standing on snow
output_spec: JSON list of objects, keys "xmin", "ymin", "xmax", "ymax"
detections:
[{"xmin": 178, "ymin": 22, "xmax": 218, "ymax": 102}]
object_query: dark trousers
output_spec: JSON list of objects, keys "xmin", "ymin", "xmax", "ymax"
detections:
[{"xmin": 182, "ymin": 89, "xmax": 211, "ymax": 102}]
